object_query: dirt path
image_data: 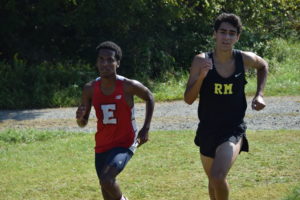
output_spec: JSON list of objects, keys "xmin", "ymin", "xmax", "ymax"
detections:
[{"xmin": 0, "ymin": 96, "xmax": 299, "ymax": 133}]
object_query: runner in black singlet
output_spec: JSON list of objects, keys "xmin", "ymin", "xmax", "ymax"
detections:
[{"xmin": 184, "ymin": 13, "xmax": 268, "ymax": 200}]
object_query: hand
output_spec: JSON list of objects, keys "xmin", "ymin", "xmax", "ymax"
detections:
[
  {"xmin": 76, "ymin": 104, "xmax": 88, "ymax": 127},
  {"xmin": 251, "ymin": 95, "xmax": 266, "ymax": 111},
  {"xmin": 198, "ymin": 58, "xmax": 213, "ymax": 79},
  {"xmin": 137, "ymin": 127, "xmax": 149, "ymax": 147}
]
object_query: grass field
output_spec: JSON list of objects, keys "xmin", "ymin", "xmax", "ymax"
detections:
[{"xmin": 0, "ymin": 129, "xmax": 299, "ymax": 200}]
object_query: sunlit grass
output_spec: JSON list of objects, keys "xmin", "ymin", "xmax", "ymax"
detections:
[
  {"xmin": 246, "ymin": 40, "xmax": 300, "ymax": 96},
  {"xmin": 0, "ymin": 129, "xmax": 299, "ymax": 200}
]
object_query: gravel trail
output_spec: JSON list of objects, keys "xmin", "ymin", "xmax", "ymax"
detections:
[{"xmin": 0, "ymin": 96, "xmax": 299, "ymax": 133}]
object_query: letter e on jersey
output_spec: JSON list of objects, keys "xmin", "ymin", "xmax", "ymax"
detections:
[{"xmin": 101, "ymin": 104, "xmax": 117, "ymax": 124}]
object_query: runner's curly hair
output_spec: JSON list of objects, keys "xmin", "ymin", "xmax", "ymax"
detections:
[
  {"xmin": 96, "ymin": 41, "xmax": 122, "ymax": 61},
  {"xmin": 214, "ymin": 13, "xmax": 242, "ymax": 34}
]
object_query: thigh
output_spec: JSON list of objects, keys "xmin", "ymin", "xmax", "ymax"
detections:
[
  {"xmin": 95, "ymin": 151, "xmax": 109, "ymax": 179},
  {"xmin": 211, "ymin": 138, "xmax": 242, "ymax": 177},
  {"xmin": 200, "ymin": 153, "xmax": 214, "ymax": 177}
]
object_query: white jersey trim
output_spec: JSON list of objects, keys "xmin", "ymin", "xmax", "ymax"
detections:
[
  {"xmin": 95, "ymin": 75, "xmax": 125, "ymax": 81},
  {"xmin": 129, "ymin": 106, "xmax": 139, "ymax": 153}
]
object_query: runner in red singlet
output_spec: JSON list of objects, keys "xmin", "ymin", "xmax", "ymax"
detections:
[{"xmin": 76, "ymin": 41, "xmax": 154, "ymax": 200}]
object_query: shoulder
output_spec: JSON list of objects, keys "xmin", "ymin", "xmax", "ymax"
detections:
[
  {"xmin": 240, "ymin": 51, "xmax": 258, "ymax": 61},
  {"xmin": 240, "ymin": 51, "xmax": 267, "ymax": 69},
  {"xmin": 122, "ymin": 77, "xmax": 145, "ymax": 90},
  {"xmin": 82, "ymin": 80, "xmax": 96, "ymax": 97},
  {"xmin": 83, "ymin": 80, "xmax": 95, "ymax": 90},
  {"xmin": 118, "ymin": 76, "xmax": 149, "ymax": 96}
]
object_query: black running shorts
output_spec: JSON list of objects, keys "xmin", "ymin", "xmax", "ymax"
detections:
[{"xmin": 194, "ymin": 122, "xmax": 249, "ymax": 158}]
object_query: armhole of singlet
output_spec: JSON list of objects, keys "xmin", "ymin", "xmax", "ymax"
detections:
[
  {"xmin": 114, "ymin": 77, "xmax": 125, "ymax": 99},
  {"xmin": 206, "ymin": 52, "xmax": 214, "ymax": 69},
  {"xmin": 117, "ymin": 75, "xmax": 126, "ymax": 94},
  {"xmin": 205, "ymin": 52, "xmax": 213, "ymax": 59},
  {"xmin": 93, "ymin": 77, "xmax": 100, "ymax": 90},
  {"xmin": 234, "ymin": 50, "xmax": 248, "ymax": 84},
  {"xmin": 92, "ymin": 78, "xmax": 100, "ymax": 90},
  {"xmin": 91, "ymin": 79, "xmax": 99, "ymax": 102},
  {"xmin": 234, "ymin": 50, "xmax": 245, "ymax": 74},
  {"xmin": 95, "ymin": 77, "xmax": 101, "ymax": 81}
]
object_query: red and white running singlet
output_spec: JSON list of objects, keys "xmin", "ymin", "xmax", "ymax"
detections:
[{"xmin": 92, "ymin": 75, "xmax": 138, "ymax": 153}]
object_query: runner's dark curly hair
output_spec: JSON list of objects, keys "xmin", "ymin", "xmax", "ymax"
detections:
[
  {"xmin": 96, "ymin": 41, "xmax": 122, "ymax": 61},
  {"xmin": 214, "ymin": 13, "xmax": 242, "ymax": 34}
]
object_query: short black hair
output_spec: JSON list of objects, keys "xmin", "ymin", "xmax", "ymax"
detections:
[
  {"xmin": 96, "ymin": 41, "xmax": 122, "ymax": 61},
  {"xmin": 214, "ymin": 13, "xmax": 242, "ymax": 34}
]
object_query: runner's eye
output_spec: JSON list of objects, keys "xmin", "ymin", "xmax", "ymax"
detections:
[{"xmin": 229, "ymin": 32, "xmax": 236, "ymax": 37}]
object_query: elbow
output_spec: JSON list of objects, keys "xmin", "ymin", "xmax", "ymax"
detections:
[
  {"xmin": 262, "ymin": 61, "xmax": 269, "ymax": 73},
  {"xmin": 264, "ymin": 63, "xmax": 269, "ymax": 73},
  {"xmin": 148, "ymin": 91, "xmax": 155, "ymax": 105},
  {"xmin": 184, "ymin": 95, "xmax": 194, "ymax": 105},
  {"xmin": 145, "ymin": 91, "xmax": 155, "ymax": 108},
  {"xmin": 257, "ymin": 63, "xmax": 269, "ymax": 77},
  {"xmin": 185, "ymin": 101, "xmax": 193, "ymax": 105}
]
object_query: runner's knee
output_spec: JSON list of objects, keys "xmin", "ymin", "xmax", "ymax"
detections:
[
  {"xmin": 99, "ymin": 166, "xmax": 118, "ymax": 188},
  {"xmin": 210, "ymin": 170, "xmax": 227, "ymax": 186}
]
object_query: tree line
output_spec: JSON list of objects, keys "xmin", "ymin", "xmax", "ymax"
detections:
[{"xmin": 0, "ymin": 0, "xmax": 299, "ymax": 109}]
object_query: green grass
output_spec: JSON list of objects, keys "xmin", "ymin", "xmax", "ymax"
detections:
[
  {"xmin": 246, "ymin": 39, "xmax": 300, "ymax": 96},
  {"xmin": 0, "ymin": 129, "xmax": 299, "ymax": 200},
  {"xmin": 283, "ymin": 186, "xmax": 300, "ymax": 200},
  {"xmin": 0, "ymin": 129, "xmax": 82, "ymax": 144},
  {"xmin": 151, "ymin": 39, "xmax": 300, "ymax": 101},
  {"xmin": 150, "ymin": 72, "xmax": 187, "ymax": 101}
]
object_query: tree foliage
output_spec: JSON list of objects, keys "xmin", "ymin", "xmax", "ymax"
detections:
[{"xmin": 0, "ymin": 0, "xmax": 299, "ymax": 108}]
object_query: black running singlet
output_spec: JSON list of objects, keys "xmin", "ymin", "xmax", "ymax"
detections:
[{"xmin": 197, "ymin": 50, "xmax": 247, "ymax": 130}]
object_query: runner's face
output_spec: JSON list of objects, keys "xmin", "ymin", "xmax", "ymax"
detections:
[
  {"xmin": 214, "ymin": 22, "xmax": 240, "ymax": 51},
  {"xmin": 96, "ymin": 49, "xmax": 119, "ymax": 78}
]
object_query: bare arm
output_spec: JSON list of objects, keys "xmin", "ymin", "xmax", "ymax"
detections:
[
  {"xmin": 76, "ymin": 81, "xmax": 93, "ymax": 127},
  {"xmin": 184, "ymin": 53, "xmax": 212, "ymax": 104},
  {"xmin": 125, "ymin": 79, "xmax": 154, "ymax": 147},
  {"xmin": 242, "ymin": 51, "xmax": 269, "ymax": 110}
]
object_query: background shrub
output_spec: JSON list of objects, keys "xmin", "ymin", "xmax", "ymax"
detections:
[{"xmin": 0, "ymin": 0, "xmax": 299, "ymax": 108}]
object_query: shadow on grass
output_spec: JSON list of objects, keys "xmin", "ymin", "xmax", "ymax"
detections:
[
  {"xmin": 0, "ymin": 109, "xmax": 46, "ymax": 122},
  {"xmin": 282, "ymin": 186, "xmax": 300, "ymax": 200}
]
